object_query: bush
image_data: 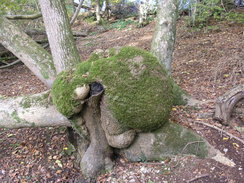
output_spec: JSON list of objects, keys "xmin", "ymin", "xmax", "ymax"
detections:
[{"xmin": 187, "ymin": 0, "xmax": 243, "ymax": 28}]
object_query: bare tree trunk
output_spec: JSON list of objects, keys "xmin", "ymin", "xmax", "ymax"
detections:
[
  {"xmin": 138, "ymin": 0, "xmax": 148, "ymax": 26},
  {"xmin": 0, "ymin": 92, "xmax": 70, "ymax": 128},
  {"xmin": 0, "ymin": 17, "xmax": 56, "ymax": 88},
  {"xmin": 151, "ymin": 0, "xmax": 178, "ymax": 73},
  {"xmin": 95, "ymin": 0, "xmax": 101, "ymax": 23},
  {"xmin": 38, "ymin": 0, "xmax": 80, "ymax": 73}
]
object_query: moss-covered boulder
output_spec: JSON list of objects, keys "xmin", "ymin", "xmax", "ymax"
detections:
[
  {"xmin": 120, "ymin": 122, "xmax": 210, "ymax": 161},
  {"xmin": 51, "ymin": 47, "xmax": 174, "ymax": 131}
]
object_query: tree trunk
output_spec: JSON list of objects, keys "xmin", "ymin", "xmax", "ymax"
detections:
[
  {"xmin": 214, "ymin": 85, "xmax": 244, "ymax": 125},
  {"xmin": 0, "ymin": 17, "xmax": 56, "ymax": 88},
  {"xmin": 38, "ymin": 0, "xmax": 80, "ymax": 73},
  {"xmin": 0, "ymin": 92, "xmax": 70, "ymax": 128},
  {"xmin": 70, "ymin": 0, "xmax": 85, "ymax": 25},
  {"xmin": 95, "ymin": 0, "xmax": 101, "ymax": 23},
  {"xmin": 138, "ymin": 0, "xmax": 148, "ymax": 26},
  {"xmin": 151, "ymin": 0, "xmax": 178, "ymax": 73},
  {"xmin": 79, "ymin": 91, "xmax": 113, "ymax": 179}
]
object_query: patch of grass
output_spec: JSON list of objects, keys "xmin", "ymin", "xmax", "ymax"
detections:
[
  {"xmin": 84, "ymin": 42, "xmax": 96, "ymax": 47},
  {"xmin": 108, "ymin": 19, "xmax": 136, "ymax": 30}
]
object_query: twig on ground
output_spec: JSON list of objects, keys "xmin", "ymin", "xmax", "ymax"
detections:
[
  {"xmin": 181, "ymin": 141, "xmax": 205, "ymax": 154},
  {"xmin": 187, "ymin": 174, "xmax": 209, "ymax": 183},
  {"xmin": 194, "ymin": 121, "xmax": 244, "ymax": 144},
  {"xmin": 0, "ymin": 60, "xmax": 21, "ymax": 69}
]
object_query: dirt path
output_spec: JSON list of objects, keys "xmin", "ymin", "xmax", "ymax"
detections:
[{"xmin": 0, "ymin": 19, "xmax": 243, "ymax": 182}]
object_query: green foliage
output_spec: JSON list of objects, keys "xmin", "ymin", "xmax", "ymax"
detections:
[
  {"xmin": 188, "ymin": 0, "xmax": 243, "ymax": 28},
  {"xmin": 225, "ymin": 11, "xmax": 244, "ymax": 23},
  {"xmin": 84, "ymin": 16, "xmax": 96, "ymax": 23},
  {"xmin": 109, "ymin": 19, "xmax": 136, "ymax": 30},
  {"xmin": 0, "ymin": 0, "xmax": 38, "ymax": 15},
  {"xmin": 51, "ymin": 47, "xmax": 174, "ymax": 131}
]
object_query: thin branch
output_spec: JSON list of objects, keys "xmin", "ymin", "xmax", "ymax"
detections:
[
  {"xmin": 187, "ymin": 174, "xmax": 209, "ymax": 183},
  {"xmin": 70, "ymin": 0, "xmax": 85, "ymax": 25},
  {"xmin": 194, "ymin": 121, "xmax": 244, "ymax": 144},
  {"xmin": 0, "ymin": 60, "xmax": 21, "ymax": 69},
  {"xmin": 5, "ymin": 13, "xmax": 42, "ymax": 20},
  {"xmin": 74, "ymin": 2, "xmax": 92, "ymax": 10},
  {"xmin": 181, "ymin": 141, "xmax": 205, "ymax": 154}
]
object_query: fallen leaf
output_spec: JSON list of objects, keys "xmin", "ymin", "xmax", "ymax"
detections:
[
  {"xmin": 55, "ymin": 160, "xmax": 63, "ymax": 168},
  {"xmin": 223, "ymin": 137, "xmax": 229, "ymax": 141}
]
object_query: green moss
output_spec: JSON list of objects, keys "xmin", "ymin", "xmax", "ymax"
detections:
[
  {"xmin": 108, "ymin": 48, "xmax": 116, "ymax": 57},
  {"xmin": 20, "ymin": 92, "xmax": 51, "ymax": 109},
  {"xmin": 11, "ymin": 111, "xmax": 35, "ymax": 126},
  {"xmin": 87, "ymin": 53, "xmax": 100, "ymax": 62},
  {"xmin": 51, "ymin": 47, "xmax": 174, "ymax": 131},
  {"xmin": 153, "ymin": 122, "xmax": 208, "ymax": 158},
  {"xmin": 170, "ymin": 78, "xmax": 187, "ymax": 106}
]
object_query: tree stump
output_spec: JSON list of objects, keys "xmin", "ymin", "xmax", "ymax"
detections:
[{"xmin": 214, "ymin": 85, "xmax": 244, "ymax": 125}]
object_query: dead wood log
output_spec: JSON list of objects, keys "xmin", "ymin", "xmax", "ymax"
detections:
[
  {"xmin": 24, "ymin": 29, "xmax": 87, "ymax": 37},
  {"xmin": 214, "ymin": 85, "xmax": 244, "ymax": 125},
  {"xmin": 5, "ymin": 13, "xmax": 42, "ymax": 20}
]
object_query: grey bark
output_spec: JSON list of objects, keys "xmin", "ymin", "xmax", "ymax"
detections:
[
  {"xmin": 214, "ymin": 84, "xmax": 244, "ymax": 125},
  {"xmin": 151, "ymin": 0, "xmax": 178, "ymax": 73},
  {"xmin": 0, "ymin": 16, "xmax": 56, "ymax": 88},
  {"xmin": 38, "ymin": 0, "xmax": 80, "ymax": 73},
  {"xmin": 139, "ymin": 0, "xmax": 148, "ymax": 26},
  {"xmin": 0, "ymin": 92, "xmax": 71, "ymax": 128},
  {"xmin": 80, "ymin": 92, "xmax": 113, "ymax": 178},
  {"xmin": 95, "ymin": 0, "xmax": 101, "ymax": 23}
]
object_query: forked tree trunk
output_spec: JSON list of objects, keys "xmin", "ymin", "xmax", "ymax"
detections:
[
  {"xmin": 0, "ymin": 17, "xmax": 56, "ymax": 88},
  {"xmin": 0, "ymin": 0, "xmax": 193, "ymax": 181},
  {"xmin": 214, "ymin": 85, "xmax": 244, "ymax": 125},
  {"xmin": 151, "ymin": 0, "xmax": 178, "ymax": 73}
]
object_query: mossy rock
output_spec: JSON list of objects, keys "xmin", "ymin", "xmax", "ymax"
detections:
[
  {"xmin": 51, "ymin": 47, "xmax": 174, "ymax": 131},
  {"xmin": 120, "ymin": 122, "xmax": 210, "ymax": 161}
]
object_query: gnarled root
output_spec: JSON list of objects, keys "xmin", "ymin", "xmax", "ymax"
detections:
[{"xmin": 79, "ymin": 91, "xmax": 114, "ymax": 179}]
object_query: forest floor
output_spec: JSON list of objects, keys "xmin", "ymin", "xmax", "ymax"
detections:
[{"xmin": 0, "ymin": 17, "xmax": 243, "ymax": 183}]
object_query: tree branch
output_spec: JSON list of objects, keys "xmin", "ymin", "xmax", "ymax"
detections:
[
  {"xmin": 0, "ymin": 92, "xmax": 71, "ymax": 128},
  {"xmin": 70, "ymin": 0, "xmax": 85, "ymax": 25},
  {"xmin": 0, "ymin": 17, "xmax": 56, "ymax": 88}
]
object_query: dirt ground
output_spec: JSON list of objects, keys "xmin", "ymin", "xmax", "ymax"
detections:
[{"xmin": 0, "ymin": 18, "xmax": 243, "ymax": 183}]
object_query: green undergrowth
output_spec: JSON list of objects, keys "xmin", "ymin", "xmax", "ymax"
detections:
[{"xmin": 51, "ymin": 47, "xmax": 179, "ymax": 131}]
